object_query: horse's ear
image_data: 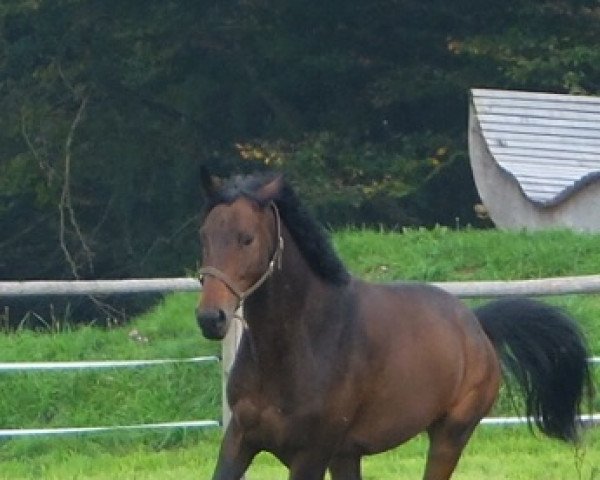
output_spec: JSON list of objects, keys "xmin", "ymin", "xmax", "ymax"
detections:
[
  {"xmin": 200, "ymin": 166, "xmax": 222, "ymax": 196},
  {"xmin": 256, "ymin": 174, "xmax": 284, "ymax": 202}
]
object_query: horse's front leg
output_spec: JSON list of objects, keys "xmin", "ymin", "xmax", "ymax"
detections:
[
  {"xmin": 288, "ymin": 450, "xmax": 331, "ymax": 480},
  {"xmin": 328, "ymin": 455, "xmax": 362, "ymax": 480},
  {"xmin": 212, "ymin": 422, "xmax": 256, "ymax": 480}
]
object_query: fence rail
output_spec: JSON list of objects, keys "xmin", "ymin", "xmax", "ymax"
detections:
[
  {"xmin": 1, "ymin": 275, "xmax": 599, "ymax": 438},
  {"xmin": 0, "ymin": 415, "xmax": 597, "ymax": 438},
  {"xmin": 0, "ymin": 420, "xmax": 221, "ymax": 438},
  {"xmin": 0, "ymin": 278, "xmax": 200, "ymax": 296},
  {"xmin": 0, "ymin": 356, "xmax": 219, "ymax": 371},
  {"xmin": 2, "ymin": 273, "xmax": 600, "ymax": 297},
  {"xmin": 431, "ymin": 273, "xmax": 600, "ymax": 298},
  {"xmin": 1, "ymin": 355, "xmax": 596, "ymax": 371}
]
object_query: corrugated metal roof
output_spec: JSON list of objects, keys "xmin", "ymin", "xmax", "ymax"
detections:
[{"xmin": 471, "ymin": 88, "xmax": 600, "ymax": 204}]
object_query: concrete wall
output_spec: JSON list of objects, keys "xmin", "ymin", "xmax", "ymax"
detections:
[{"xmin": 469, "ymin": 105, "xmax": 600, "ymax": 231}]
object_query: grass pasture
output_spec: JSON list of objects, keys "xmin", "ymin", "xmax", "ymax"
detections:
[
  {"xmin": 0, "ymin": 428, "xmax": 599, "ymax": 479},
  {"xmin": 0, "ymin": 227, "xmax": 599, "ymax": 478}
]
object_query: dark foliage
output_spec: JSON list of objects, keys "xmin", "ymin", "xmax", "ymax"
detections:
[{"xmin": 1, "ymin": 1, "xmax": 599, "ymax": 324}]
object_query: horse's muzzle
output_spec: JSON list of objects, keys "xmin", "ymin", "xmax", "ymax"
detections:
[{"xmin": 196, "ymin": 307, "xmax": 229, "ymax": 340}]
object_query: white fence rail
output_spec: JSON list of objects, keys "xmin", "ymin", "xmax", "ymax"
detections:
[
  {"xmin": 0, "ymin": 356, "xmax": 219, "ymax": 371},
  {"xmin": 0, "ymin": 420, "xmax": 221, "ymax": 438},
  {"xmin": 1, "ymin": 275, "xmax": 599, "ymax": 437}
]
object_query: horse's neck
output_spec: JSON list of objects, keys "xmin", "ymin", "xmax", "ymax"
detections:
[{"xmin": 243, "ymin": 227, "xmax": 335, "ymax": 364}]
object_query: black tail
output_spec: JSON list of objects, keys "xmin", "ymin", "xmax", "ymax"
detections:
[{"xmin": 475, "ymin": 297, "xmax": 593, "ymax": 442}]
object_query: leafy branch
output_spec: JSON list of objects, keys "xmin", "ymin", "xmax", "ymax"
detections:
[{"xmin": 59, "ymin": 94, "xmax": 92, "ymax": 278}]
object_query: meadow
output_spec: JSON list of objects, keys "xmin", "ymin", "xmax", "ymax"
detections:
[{"xmin": 0, "ymin": 227, "xmax": 599, "ymax": 479}]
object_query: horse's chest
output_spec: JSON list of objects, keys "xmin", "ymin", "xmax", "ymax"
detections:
[{"xmin": 231, "ymin": 397, "xmax": 319, "ymax": 451}]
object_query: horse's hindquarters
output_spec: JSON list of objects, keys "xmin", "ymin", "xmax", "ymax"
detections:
[{"xmin": 341, "ymin": 282, "xmax": 500, "ymax": 455}]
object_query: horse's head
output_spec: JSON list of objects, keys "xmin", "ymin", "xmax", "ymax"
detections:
[{"xmin": 196, "ymin": 172, "xmax": 284, "ymax": 340}]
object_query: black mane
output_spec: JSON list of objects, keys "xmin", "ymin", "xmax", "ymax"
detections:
[{"xmin": 203, "ymin": 173, "xmax": 350, "ymax": 286}]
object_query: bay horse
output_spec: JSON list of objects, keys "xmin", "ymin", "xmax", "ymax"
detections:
[{"xmin": 196, "ymin": 171, "xmax": 592, "ymax": 480}]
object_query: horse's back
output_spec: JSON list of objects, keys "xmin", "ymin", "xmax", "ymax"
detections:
[
  {"xmin": 340, "ymin": 279, "xmax": 500, "ymax": 454},
  {"xmin": 356, "ymin": 280, "xmax": 488, "ymax": 355}
]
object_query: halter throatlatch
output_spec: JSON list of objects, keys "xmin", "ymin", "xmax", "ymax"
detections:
[{"xmin": 198, "ymin": 202, "xmax": 284, "ymax": 326}]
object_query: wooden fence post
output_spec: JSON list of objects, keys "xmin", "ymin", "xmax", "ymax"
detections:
[
  {"xmin": 221, "ymin": 310, "xmax": 246, "ymax": 478},
  {"xmin": 222, "ymin": 313, "xmax": 244, "ymax": 428}
]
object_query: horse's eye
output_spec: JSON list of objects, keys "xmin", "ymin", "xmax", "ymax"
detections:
[{"xmin": 239, "ymin": 233, "xmax": 254, "ymax": 247}]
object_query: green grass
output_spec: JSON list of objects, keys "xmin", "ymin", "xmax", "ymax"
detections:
[
  {"xmin": 0, "ymin": 429, "xmax": 598, "ymax": 479},
  {"xmin": 0, "ymin": 294, "xmax": 221, "ymax": 433},
  {"xmin": 0, "ymin": 227, "xmax": 599, "ymax": 478},
  {"xmin": 335, "ymin": 227, "xmax": 600, "ymax": 282}
]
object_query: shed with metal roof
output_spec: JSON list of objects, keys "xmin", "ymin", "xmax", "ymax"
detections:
[{"xmin": 468, "ymin": 88, "xmax": 600, "ymax": 231}]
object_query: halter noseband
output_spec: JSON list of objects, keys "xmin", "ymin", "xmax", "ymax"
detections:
[{"xmin": 198, "ymin": 201, "xmax": 284, "ymax": 321}]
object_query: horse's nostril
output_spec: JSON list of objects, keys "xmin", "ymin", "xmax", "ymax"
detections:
[
  {"xmin": 196, "ymin": 308, "xmax": 229, "ymax": 340},
  {"xmin": 197, "ymin": 309, "xmax": 226, "ymax": 324}
]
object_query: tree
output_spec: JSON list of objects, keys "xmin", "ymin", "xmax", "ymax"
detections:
[{"xmin": 1, "ymin": 0, "xmax": 599, "ymax": 324}]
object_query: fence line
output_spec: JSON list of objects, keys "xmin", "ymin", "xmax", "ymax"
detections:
[
  {"xmin": 0, "ymin": 420, "xmax": 220, "ymax": 438},
  {"xmin": 481, "ymin": 414, "xmax": 600, "ymax": 426},
  {"xmin": 0, "ymin": 356, "xmax": 219, "ymax": 371},
  {"xmin": 0, "ymin": 355, "xmax": 596, "ymax": 372},
  {"xmin": 2, "ymin": 273, "xmax": 600, "ymax": 298},
  {"xmin": 0, "ymin": 414, "xmax": 596, "ymax": 438},
  {"xmin": 431, "ymin": 273, "xmax": 600, "ymax": 298},
  {"xmin": 0, "ymin": 277, "xmax": 200, "ymax": 297},
  {"xmin": 1, "ymin": 275, "xmax": 599, "ymax": 438}
]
